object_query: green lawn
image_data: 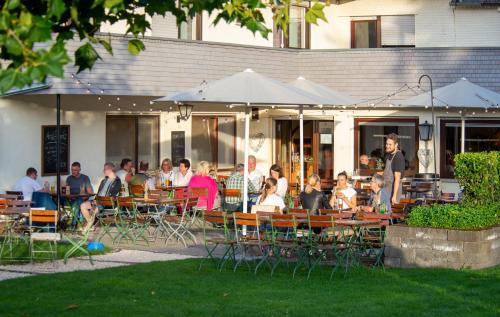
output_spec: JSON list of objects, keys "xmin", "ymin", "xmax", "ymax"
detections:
[{"xmin": 0, "ymin": 259, "xmax": 498, "ymax": 317}]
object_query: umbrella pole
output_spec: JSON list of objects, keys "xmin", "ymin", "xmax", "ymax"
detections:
[
  {"xmin": 243, "ymin": 106, "xmax": 250, "ymax": 214},
  {"xmin": 461, "ymin": 112, "xmax": 465, "ymax": 153},
  {"xmin": 299, "ymin": 107, "xmax": 304, "ymax": 193},
  {"xmin": 56, "ymin": 94, "xmax": 61, "ymax": 213}
]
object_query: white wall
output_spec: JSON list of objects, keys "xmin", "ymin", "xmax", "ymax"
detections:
[
  {"xmin": 311, "ymin": 0, "xmax": 500, "ymax": 49},
  {"xmin": 202, "ymin": 9, "xmax": 274, "ymax": 47},
  {"xmin": 0, "ymin": 98, "xmax": 106, "ymax": 192}
]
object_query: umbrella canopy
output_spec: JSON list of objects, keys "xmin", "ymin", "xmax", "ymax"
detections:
[
  {"xmin": 154, "ymin": 69, "xmax": 326, "ymax": 106},
  {"xmin": 289, "ymin": 76, "xmax": 361, "ymax": 106},
  {"xmin": 399, "ymin": 77, "xmax": 500, "ymax": 109}
]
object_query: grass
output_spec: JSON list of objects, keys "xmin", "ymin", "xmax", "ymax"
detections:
[
  {"xmin": 0, "ymin": 240, "xmax": 111, "ymax": 264},
  {"xmin": 0, "ymin": 259, "xmax": 498, "ymax": 317}
]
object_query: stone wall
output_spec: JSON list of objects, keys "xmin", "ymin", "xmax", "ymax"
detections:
[{"xmin": 384, "ymin": 225, "xmax": 500, "ymax": 269}]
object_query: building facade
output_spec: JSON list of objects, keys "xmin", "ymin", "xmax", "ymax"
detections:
[{"xmin": 1, "ymin": 0, "xmax": 499, "ymax": 192}]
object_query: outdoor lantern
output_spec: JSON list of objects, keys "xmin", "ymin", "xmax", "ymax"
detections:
[
  {"xmin": 177, "ymin": 104, "xmax": 193, "ymax": 121},
  {"xmin": 418, "ymin": 120, "xmax": 433, "ymax": 141}
]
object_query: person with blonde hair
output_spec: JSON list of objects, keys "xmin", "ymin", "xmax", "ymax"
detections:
[
  {"xmin": 255, "ymin": 178, "xmax": 285, "ymax": 212},
  {"xmin": 187, "ymin": 161, "xmax": 218, "ymax": 210},
  {"xmin": 300, "ymin": 174, "xmax": 331, "ymax": 214},
  {"xmin": 158, "ymin": 158, "xmax": 175, "ymax": 186}
]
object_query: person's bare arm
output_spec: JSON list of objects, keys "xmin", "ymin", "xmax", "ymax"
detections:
[{"xmin": 392, "ymin": 171, "xmax": 401, "ymax": 204}]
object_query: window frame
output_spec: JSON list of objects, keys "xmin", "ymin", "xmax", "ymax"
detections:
[
  {"xmin": 439, "ymin": 119, "xmax": 500, "ymax": 179},
  {"xmin": 105, "ymin": 114, "xmax": 160, "ymax": 170},
  {"xmin": 279, "ymin": 4, "xmax": 311, "ymax": 49},
  {"xmin": 191, "ymin": 115, "xmax": 237, "ymax": 172},
  {"xmin": 350, "ymin": 16, "xmax": 381, "ymax": 49},
  {"xmin": 354, "ymin": 117, "xmax": 419, "ymax": 176}
]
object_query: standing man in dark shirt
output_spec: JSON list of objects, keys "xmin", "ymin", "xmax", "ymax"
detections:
[
  {"xmin": 66, "ymin": 162, "xmax": 93, "ymax": 195},
  {"xmin": 383, "ymin": 133, "xmax": 405, "ymax": 204}
]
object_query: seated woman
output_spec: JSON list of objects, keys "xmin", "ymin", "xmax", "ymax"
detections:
[
  {"xmin": 269, "ymin": 164, "xmax": 288, "ymax": 198},
  {"xmin": 187, "ymin": 161, "xmax": 218, "ymax": 211},
  {"xmin": 255, "ymin": 178, "xmax": 285, "ymax": 213},
  {"xmin": 329, "ymin": 171, "xmax": 357, "ymax": 210},
  {"xmin": 300, "ymin": 174, "xmax": 331, "ymax": 214}
]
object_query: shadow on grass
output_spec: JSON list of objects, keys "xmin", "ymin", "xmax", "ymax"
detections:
[{"xmin": 0, "ymin": 259, "xmax": 498, "ymax": 317}]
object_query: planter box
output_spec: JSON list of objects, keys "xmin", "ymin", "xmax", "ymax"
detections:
[{"xmin": 384, "ymin": 225, "xmax": 500, "ymax": 269}]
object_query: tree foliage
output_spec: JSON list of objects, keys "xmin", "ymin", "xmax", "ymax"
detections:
[{"xmin": 0, "ymin": 0, "xmax": 328, "ymax": 93}]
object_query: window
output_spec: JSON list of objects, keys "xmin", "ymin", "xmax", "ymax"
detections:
[
  {"xmin": 440, "ymin": 120, "xmax": 500, "ymax": 178},
  {"xmin": 354, "ymin": 118, "xmax": 418, "ymax": 176},
  {"xmin": 191, "ymin": 116, "xmax": 236, "ymax": 171},
  {"xmin": 351, "ymin": 18, "xmax": 380, "ymax": 48},
  {"xmin": 276, "ymin": 4, "xmax": 310, "ymax": 49},
  {"xmin": 106, "ymin": 115, "xmax": 160, "ymax": 169},
  {"xmin": 381, "ymin": 15, "xmax": 415, "ymax": 47}
]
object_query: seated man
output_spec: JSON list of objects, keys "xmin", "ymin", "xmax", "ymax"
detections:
[
  {"xmin": 80, "ymin": 163, "xmax": 121, "ymax": 230},
  {"xmin": 355, "ymin": 174, "xmax": 391, "ymax": 214},
  {"xmin": 359, "ymin": 154, "xmax": 370, "ymax": 169},
  {"xmin": 66, "ymin": 162, "xmax": 93, "ymax": 195},
  {"xmin": 129, "ymin": 161, "xmax": 155, "ymax": 197},
  {"xmin": 224, "ymin": 163, "xmax": 256, "ymax": 212},
  {"xmin": 14, "ymin": 167, "xmax": 49, "ymax": 201}
]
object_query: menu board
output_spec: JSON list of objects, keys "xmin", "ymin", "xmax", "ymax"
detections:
[
  {"xmin": 171, "ymin": 131, "xmax": 185, "ymax": 167},
  {"xmin": 41, "ymin": 125, "xmax": 70, "ymax": 176}
]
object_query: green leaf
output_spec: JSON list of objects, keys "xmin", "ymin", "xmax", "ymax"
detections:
[
  {"xmin": 19, "ymin": 11, "xmax": 32, "ymax": 27},
  {"xmin": 98, "ymin": 38, "xmax": 113, "ymax": 54},
  {"xmin": 74, "ymin": 42, "xmax": 101, "ymax": 72},
  {"xmin": 28, "ymin": 18, "xmax": 52, "ymax": 42},
  {"xmin": 305, "ymin": 2, "xmax": 327, "ymax": 25},
  {"xmin": 127, "ymin": 39, "xmax": 145, "ymax": 55},
  {"xmin": 5, "ymin": 36, "xmax": 23, "ymax": 55},
  {"xmin": 7, "ymin": 0, "xmax": 21, "ymax": 10},
  {"xmin": 105, "ymin": 0, "xmax": 123, "ymax": 8},
  {"xmin": 48, "ymin": 0, "xmax": 67, "ymax": 20},
  {"xmin": 70, "ymin": 4, "xmax": 79, "ymax": 25},
  {"xmin": 0, "ymin": 69, "xmax": 18, "ymax": 94},
  {"xmin": 0, "ymin": 13, "xmax": 10, "ymax": 30}
]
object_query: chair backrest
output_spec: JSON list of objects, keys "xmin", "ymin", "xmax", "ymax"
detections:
[
  {"xmin": 400, "ymin": 198, "xmax": 416, "ymax": 204},
  {"xmin": 30, "ymin": 209, "xmax": 58, "ymax": 230},
  {"xmin": 251, "ymin": 204, "xmax": 278, "ymax": 214},
  {"xmin": 6, "ymin": 200, "xmax": 31, "ymax": 208},
  {"xmin": 0, "ymin": 194, "xmax": 19, "ymax": 200},
  {"xmin": 356, "ymin": 211, "xmax": 389, "ymax": 226},
  {"xmin": 441, "ymin": 192, "xmax": 455, "ymax": 201},
  {"xmin": 308, "ymin": 215, "xmax": 334, "ymax": 229},
  {"xmin": 189, "ymin": 187, "xmax": 208, "ymax": 198},
  {"xmin": 223, "ymin": 188, "xmax": 241, "ymax": 197},
  {"xmin": 217, "ymin": 175, "xmax": 229, "ymax": 182},
  {"xmin": 96, "ymin": 196, "xmax": 115, "ymax": 207},
  {"xmin": 330, "ymin": 212, "xmax": 353, "ymax": 220},
  {"xmin": 0, "ymin": 199, "xmax": 6, "ymax": 209},
  {"xmin": 5, "ymin": 191, "xmax": 23, "ymax": 200},
  {"xmin": 117, "ymin": 197, "xmax": 136, "ymax": 209},
  {"xmin": 129, "ymin": 184, "xmax": 145, "ymax": 197},
  {"xmin": 391, "ymin": 203, "xmax": 406, "ymax": 213},
  {"xmin": 148, "ymin": 189, "xmax": 166, "ymax": 199},
  {"xmin": 232, "ymin": 212, "xmax": 259, "ymax": 226},
  {"xmin": 203, "ymin": 210, "xmax": 227, "ymax": 225},
  {"xmin": 318, "ymin": 209, "xmax": 340, "ymax": 215},
  {"xmin": 270, "ymin": 214, "xmax": 296, "ymax": 229},
  {"xmin": 287, "ymin": 208, "xmax": 309, "ymax": 217}
]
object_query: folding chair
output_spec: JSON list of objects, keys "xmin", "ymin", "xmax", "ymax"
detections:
[
  {"xmin": 95, "ymin": 197, "xmax": 118, "ymax": 242},
  {"xmin": 188, "ymin": 187, "xmax": 209, "ymax": 226},
  {"xmin": 302, "ymin": 214, "xmax": 335, "ymax": 279},
  {"xmin": 117, "ymin": 197, "xmax": 151, "ymax": 245},
  {"xmin": 199, "ymin": 211, "xmax": 236, "ymax": 271},
  {"xmin": 0, "ymin": 202, "xmax": 30, "ymax": 262},
  {"xmin": 129, "ymin": 184, "xmax": 145, "ymax": 198},
  {"xmin": 232, "ymin": 212, "xmax": 269, "ymax": 274},
  {"xmin": 222, "ymin": 188, "xmax": 241, "ymax": 212},
  {"xmin": 161, "ymin": 197, "xmax": 198, "ymax": 247},
  {"xmin": 29, "ymin": 209, "xmax": 60, "ymax": 263},
  {"xmin": 356, "ymin": 212, "xmax": 389, "ymax": 268},
  {"xmin": 267, "ymin": 213, "xmax": 300, "ymax": 277}
]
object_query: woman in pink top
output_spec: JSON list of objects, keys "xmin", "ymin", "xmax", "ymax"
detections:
[{"xmin": 187, "ymin": 161, "xmax": 218, "ymax": 210}]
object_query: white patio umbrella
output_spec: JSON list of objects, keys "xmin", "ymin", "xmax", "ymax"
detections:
[
  {"xmin": 399, "ymin": 77, "xmax": 500, "ymax": 153},
  {"xmin": 154, "ymin": 69, "xmax": 325, "ymax": 213},
  {"xmin": 288, "ymin": 77, "xmax": 361, "ymax": 192}
]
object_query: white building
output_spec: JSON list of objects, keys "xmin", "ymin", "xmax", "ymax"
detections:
[{"xmin": 1, "ymin": 0, "xmax": 499, "ymax": 193}]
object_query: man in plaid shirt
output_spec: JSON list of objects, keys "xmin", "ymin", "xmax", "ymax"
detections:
[{"xmin": 224, "ymin": 163, "xmax": 257, "ymax": 211}]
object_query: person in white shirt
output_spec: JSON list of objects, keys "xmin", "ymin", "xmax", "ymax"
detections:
[
  {"xmin": 248, "ymin": 155, "xmax": 264, "ymax": 192},
  {"xmin": 157, "ymin": 158, "xmax": 176, "ymax": 186},
  {"xmin": 14, "ymin": 167, "xmax": 48, "ymax": 201},
  {"xmin": 116, "ymin": 158, "xmax": 133, "ymax": 196},
  {"xmin": 256, "ymin": 178, "xmax": 285, "ymax": 212},
  {"xmin": 173, "ymin": 159, "xmax": 193, "ymax": 187},
  {"xmin": 330, "ymin": 171, "xmax": 357, "ymax": 210},
  {"xmin": 270, "ymin": 164, "xmax": 288, "ymax": 198}
]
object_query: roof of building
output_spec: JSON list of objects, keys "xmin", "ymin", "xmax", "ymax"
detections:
[
  {"xmin": 28, "ymin": 34, "xmax": 500, "ymax": 107},
  {"xmin": 450, "ymin": 0, "xmax": 500, "ymax": 6}
]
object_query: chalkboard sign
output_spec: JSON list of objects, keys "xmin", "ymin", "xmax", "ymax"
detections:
[
  {"xmin": 171, "ymin": 131, "xmax": 185, "ymax": 167},
  {"xmin": 41, "ymin": 125, "xmax": 70, "ymax": 176}
]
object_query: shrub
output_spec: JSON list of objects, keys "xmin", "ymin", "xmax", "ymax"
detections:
[
  {"xmin": 406, "ymin": 202, "xmax": 500, "ymax": 230},
  {"xmin": 454, "ymin": 151, "xmax": 500, "ymax": 205}
]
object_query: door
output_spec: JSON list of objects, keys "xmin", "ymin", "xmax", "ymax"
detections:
[{"xmin": 276, "ymin": 120, "xmax": 334, "ymax": 191}]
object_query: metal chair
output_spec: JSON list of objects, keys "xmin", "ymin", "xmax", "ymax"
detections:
[{"xmin": 29, "ymin": 209, "xmax": 60, "ymax": 263}]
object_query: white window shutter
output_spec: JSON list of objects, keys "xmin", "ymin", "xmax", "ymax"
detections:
[{"xmin": 381, "ymin": 15, "xmax": 415, "ymax": 46}]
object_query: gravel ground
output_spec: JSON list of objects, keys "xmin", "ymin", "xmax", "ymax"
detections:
[{"xmin": 0, "ymin": 249, "xmax": 200, "ymax": 282}]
